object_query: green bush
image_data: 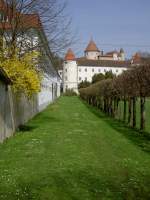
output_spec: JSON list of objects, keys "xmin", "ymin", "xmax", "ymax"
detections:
[
  {"xmin": 78, "ymin": 80, "xmax": 91, "ymax": 89},
  {"xmin": 63, "ymin": 89, "xmax": 77, "ymax": 96}
]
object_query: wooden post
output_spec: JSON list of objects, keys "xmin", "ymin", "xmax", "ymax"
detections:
[
  {"xmin": 140, "ymin": 97, "xmax": 146, "ymax": 131},
  {"xmin": 132, "ymin": 97, "xmax": 136, "ymax": 128},
  {"xmin": 128, "ymin": 97, "xmax": 132, "ymax": 125},
  {"xmin": 123, "ymin": 97, "xmax": 127, "ymax": 122}
]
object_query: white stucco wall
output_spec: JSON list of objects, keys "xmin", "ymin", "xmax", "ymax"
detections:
[
  {"xmin": 62, "ymin": 59, "xmax": 128, "ymax": 91},
  {"xmin": 77, "ymin": 66, "xmax": 127, "ymax": 83},
  {"xmin": 38, "ymin": 73, "xmax": 61, "ymax": 111},
  {"xmin": 85, "ymin": 51, "xmax": 100, "ymax": 60},
  {"xmin": 113, "ymin": 53, "xmax": 118, "ymax": 60}
]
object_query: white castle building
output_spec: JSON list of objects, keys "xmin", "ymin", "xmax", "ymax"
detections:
[{"xmin": 61, "ymin": 39, "xmax": 131, "ymax": 93}]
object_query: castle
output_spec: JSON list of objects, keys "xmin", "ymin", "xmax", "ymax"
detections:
[{"xmin": 60, "ymin": 39, "xmax": 132, "ymax": 93}]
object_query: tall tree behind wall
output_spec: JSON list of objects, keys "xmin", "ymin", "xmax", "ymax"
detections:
[{"xmin": 0, "ymin": 0, "xmax": 74, "ymax": 55}]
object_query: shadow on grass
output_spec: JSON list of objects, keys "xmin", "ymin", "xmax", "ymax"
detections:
[
  {"xmin": 82, "ymin": 101, "xmax": 150, "ymax": 154},
  {"xmin": 33, "ymin": 110, "xmax": 61, "ymax": 122},
  {"xmin": 18, "ymin": 125, "xmax": 37, "ymax": 132},
  {"xmin": 18, "ymin": 115, "xmax": 60, "ymax": 133}
]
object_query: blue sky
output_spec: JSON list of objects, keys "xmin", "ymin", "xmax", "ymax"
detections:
[{"xmin": 67, "ymin": 0, "xmax": 150, "ymax": 58}]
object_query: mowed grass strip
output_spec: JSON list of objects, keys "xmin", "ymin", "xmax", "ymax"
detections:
[{"xmin": 0, "ymin": 96, "xmax": 150, "ymax": 200}]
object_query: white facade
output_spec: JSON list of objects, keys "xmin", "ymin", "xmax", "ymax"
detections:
[
  {"xmin": 38, "ymin": 74, "xmax": 61, "ymax": 111},
  {"xmin": 77, "ymin": 66, "xmax": 127, "ymax": 83},
  {"xmin": 63, "ymin": 63, "xmax": 127, "ymax": 91}
]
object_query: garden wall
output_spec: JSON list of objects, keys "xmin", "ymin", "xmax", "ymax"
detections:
[
  {"xmin": 0, "ymin": 77, "xmax": 61, "ymax": 143},
  {"xmin": 0, "ymin": 81, "xmax": 39, "ymax": 142}
]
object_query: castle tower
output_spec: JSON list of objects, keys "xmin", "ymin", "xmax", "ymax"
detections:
[
  {"xmin": 63, "ymin": 49, "xmax": 78, "ymax": 93},
  {"xmin": 119, "ymin": 48, "xmax": 125, "ymax": 61},
  {"xmin": 131, "ymin": 52, "xmax": 141, "ymax": 64},
  {"xmin": 84, "ymin": 39, "xmax": 101, "ymax": 60}
]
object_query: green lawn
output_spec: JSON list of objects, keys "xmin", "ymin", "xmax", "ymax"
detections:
[{"xmin": 0, "ymin": 96, "xmax": 150, "ymax": 200}]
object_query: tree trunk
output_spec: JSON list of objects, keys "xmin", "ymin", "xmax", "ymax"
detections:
[
  {"xmin": 116, "ymin": 99, "xmax": 119, "ymax": 119},
  {"xmin": 96, "ymin": 97, "xmax": 99, "ymax": 108},
  {"xmin": 128, "ymin": 98, "xmax": 132, "ymax": 125},
  {"xmin": 92, "ymin": 97, "xmax": 95, "ymax": 106},
  {"xmin": 140, "ymin": 96, "xmax": 146, "ymax": 131},
  {"xmin": 99, "ymin": 98, "xmax": 102, "ymax": 110},
  {"xmin": 107, "ymin": 98, "xmax": 109, "ymax": 114},
  {"xmin": 113, "ymin": 98, "xmax": 117, "ymax": 118},
  {"xmin": 132, "ymin": 97, "xmax": 136, "ymax": 128},
  {"xmin": 123, "ymin": 97, "xmax": 127, "ymax": 122},
  {"xmin": 89, "ymin": 97, "xmax": 91, "ymax": 105},
  {"xmin": 110, "ymin": 98, "xmax": 113, "ymax": 117},
  {"xmin": 104, "ymin": 98, "xmax": 107, "ymax": 113}
]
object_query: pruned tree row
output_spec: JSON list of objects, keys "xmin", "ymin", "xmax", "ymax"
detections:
[{"xmin": 79, "ymin": 64, "xmax": 150, "ymax": 131}]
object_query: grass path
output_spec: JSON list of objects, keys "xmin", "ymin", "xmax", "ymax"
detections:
[{"xmin": 0, "ymin": 96, "xmax": 150, "ymax": 199}]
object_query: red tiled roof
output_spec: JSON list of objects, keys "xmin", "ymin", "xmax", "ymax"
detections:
[
  {"xmin": 76, "ymin": 58, "xmax": 131, "ymax": 68},
  {"xmin": 105, "ymin": 51, "xmax": 119, "ymax": 56},
  {"xmin": 132, "ymin": 52, "xmax": 141, "ymax": 64},
  {"xmin": 133, "ymin": 52, "xmax": 141, "ymax": 59},
  {"xmin": 65, "ymin": 49, "xmax": 76, "ymax": 61},
  {"xmin": 21, "ymin": 14, "xmax": 42, "ymax": 29},
  {"xmin": 102, "ymin": 55, "xmax": 114, "ymax": 58},
  {"xmin": 85, "ymin": 39, "xmax": 100, "ymax": 52},
  {"xmin": 0, "ymin": 14, "xmax": 42, "ymax": 29},
  {"xmin": 0, "ymin": 1, "xmax": 42, "ymax": 30}
]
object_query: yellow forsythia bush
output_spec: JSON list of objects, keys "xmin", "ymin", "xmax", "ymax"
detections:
[{"xmin": 0, "ymin": 48, "xmax": 42, "ymax": 97}]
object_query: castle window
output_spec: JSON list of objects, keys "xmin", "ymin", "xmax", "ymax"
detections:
[
  {"xmin": 65, "ymin": 76, "xmax": 67, "ymax": 81},
  {"xmin": 92, "ymin": 68, "xmax": 94, "ymax": 72},
  {"xmin": 85, "ymin": 77, "xmax": 87, "ymax": 81},
  {"xmin": 65, "ymin": 69, "xmax": 67, "ymax": 72},
  {"xmin": 6, "ymin": 16, "xmax": 9, "ymax": 22},
  {"xmin": 85, "ymin": 68, "xmax": 87, "ymax": 72},
  {"xmin": 79, "ymin": 68, "xmax": 81, "ymax": 72},
  {"xmin": 116, "ymin": 69, "xmax": 118, "ymax": 73},
  {"xmin": 98, "ymin": 69, "xmax": 101, "ymax": 73},
  {"xmin": 104, "ymin": 69, "xmax": 107, "ymax": 72},
  {"xmin": 79, "ymin": 77, "xmax": 82, "ymax": 81}
]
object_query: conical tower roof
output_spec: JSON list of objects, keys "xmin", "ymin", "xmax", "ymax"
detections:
[
  {"xmin": 120, "ymin": 48, "xmax": 124, "ymax": 53},
  {"xmin": 64, "ymin": 48, "xmax": 76, "ymax": 61},
  {"xmin": 133, "ymin": 52, "xmax": 141, "ymax": 58},
  {"xmin": 132, "ymin": 52, "xmax": 141, "ymax": 63},
  {"xmin": 85, "ymin": 39, "xmax": 100, "ymax": 52}
]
